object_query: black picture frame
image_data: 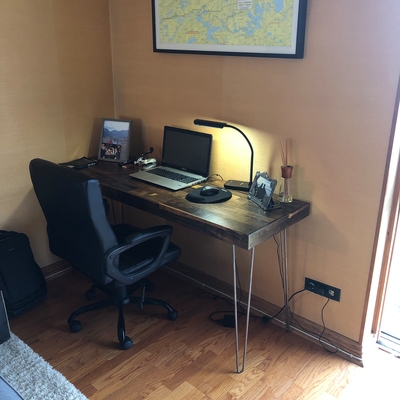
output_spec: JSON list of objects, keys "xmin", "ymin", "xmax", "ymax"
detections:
[
  {"xmin": 248, "ymin": 171, "xmax": 277, "ymax": 211},
  {"xmin": 152, "ymin": 0, "xmax": 308, "ymax": 59},
  {"xmin": 98, "ymin": 118, "xmax": 132, "ymax": 163}
]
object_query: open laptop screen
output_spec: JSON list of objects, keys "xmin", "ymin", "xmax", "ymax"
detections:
[{"xmin": 162, "ymin": 126, "xmax": 212, "ymax": 176}]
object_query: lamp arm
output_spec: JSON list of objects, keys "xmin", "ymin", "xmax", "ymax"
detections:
[{"xmin": 225, "ymin": 124, "xmax": 254, "ymax": 185}]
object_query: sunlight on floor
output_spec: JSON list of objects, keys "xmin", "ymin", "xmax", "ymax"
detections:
[{"xmin": 338, "ymin": 344, "xmax": 400, "ymax": 399}]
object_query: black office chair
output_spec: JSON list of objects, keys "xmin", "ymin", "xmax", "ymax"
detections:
[{"xmin": 29, "ymin": 158, "xmax": 181, "ymax": 349}]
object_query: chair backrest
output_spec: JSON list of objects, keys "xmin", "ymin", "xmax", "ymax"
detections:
[{"xmin": 29, "ymin": 158, "xmax": 117, "ymax": 284}]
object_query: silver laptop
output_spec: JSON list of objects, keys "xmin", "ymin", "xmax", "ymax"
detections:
[{"xmin": 130, "ymin": 126, "xmax": 212, "ymax": 190}]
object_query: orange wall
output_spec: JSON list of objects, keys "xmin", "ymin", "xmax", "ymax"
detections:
[
  {"xmin": 109, "ymin": 1, "xmax": 400, "ymax": 341},
  {"xmin": 0, "ymin": 1, "xmax": 114, "ymax": 266},
  {"xmin": 1, "ymin": 0, "xmax": 399, "ymax": 345}
]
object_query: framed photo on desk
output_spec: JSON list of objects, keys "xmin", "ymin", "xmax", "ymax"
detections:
[
  {"xmin": 98, "ymin": 118, "xmax": 132, "ymax": 163},
  {"xmin": 248, "ymin": 171, "xmax": 277, "ymax": 211}
]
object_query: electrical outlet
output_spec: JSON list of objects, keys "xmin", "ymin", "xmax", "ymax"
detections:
[{"xmin": 304, "ymin": 277, "xmax": 341, "ymax": 302}]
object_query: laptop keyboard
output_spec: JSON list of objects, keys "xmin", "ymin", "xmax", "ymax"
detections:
[{"xmin": 147, "ymin": 168, "xmax": 198, "ymax": 184}]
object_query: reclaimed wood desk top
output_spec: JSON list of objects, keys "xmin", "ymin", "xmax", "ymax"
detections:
[{"xmin": 81, "ymin": 162, "xmax": 310, "ymax": 250}]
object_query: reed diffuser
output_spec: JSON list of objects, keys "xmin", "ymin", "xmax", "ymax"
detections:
[{"xmin": 278, "ymin": 139, "xmax": 293, "ymax": 203}]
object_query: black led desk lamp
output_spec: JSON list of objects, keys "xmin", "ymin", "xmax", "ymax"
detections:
[{"xmin": 194, "ymin": 119, "xmax": 254, "ymax": 192}]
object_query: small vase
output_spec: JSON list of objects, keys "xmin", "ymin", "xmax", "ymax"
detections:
[{"xmin": 278, "ymin": 166, "xmax": 293, "ymax": 203}]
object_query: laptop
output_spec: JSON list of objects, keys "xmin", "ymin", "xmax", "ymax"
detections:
[{"xmin": 130, "ymin": 126, "xmax": 212, "ymax": 190}]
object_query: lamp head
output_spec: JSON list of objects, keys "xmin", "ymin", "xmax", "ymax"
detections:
[
  {"xmin": 193, "ymin": 118, "xmax": 255, "ymax": 192},
  {"xmin": 194, "ymin": 119, "xmax": 227, "ymax": 129}
]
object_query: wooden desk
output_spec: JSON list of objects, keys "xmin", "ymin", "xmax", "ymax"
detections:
[{"xmin": 81, "ymin": 162, "xmax": 310, "ymax": 372}]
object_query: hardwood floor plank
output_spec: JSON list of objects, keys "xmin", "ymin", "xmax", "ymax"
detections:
[
  {"xmin": 8, "ymin": 268, "xmax": 399, "ymax": 399},
  {"xmin": 166, "ymin": 381, "xmax": 211, "ymax": 400}
]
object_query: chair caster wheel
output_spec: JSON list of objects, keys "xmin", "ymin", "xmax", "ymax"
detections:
[
  {"xmin": 69, "ymin": 320, "xmax": 81, "ymax": 333},
  {"xmin": 85, "ymin": 288, "xmax": 96, "ymax": 300},
  {"xmin": 120, "ymin": 337, "xmax": 133, "ymax": 350},
  {"xmin": 168, "ymin": 310, "xmax": 178, "ymax": 321}
]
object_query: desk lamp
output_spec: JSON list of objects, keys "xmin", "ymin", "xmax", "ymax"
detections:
[{"xmin": 194, "ymin": 119, "xmax": 254, "ymax": 192}]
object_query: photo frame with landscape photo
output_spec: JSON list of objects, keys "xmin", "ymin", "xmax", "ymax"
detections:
[
  {"xmin": 98, "ymin": 118, "xmax": 132, "ymax": 163},
  {"xmin": 248, "ymin": 171, "xmax": 277, "ymax": 211}
]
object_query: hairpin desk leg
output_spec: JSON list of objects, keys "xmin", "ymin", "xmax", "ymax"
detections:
[
  {"xmin": 279, "ymin": 229, "xmax": 290, "ymax": 332},
  {"xmin": 233, "ymin": 245, "xmax": 255, "ymax": 373}
]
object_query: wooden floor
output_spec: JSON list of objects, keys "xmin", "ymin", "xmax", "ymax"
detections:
[{"xmin": 9, "ymin": 269, "xmax": 400, "ymax": 399}]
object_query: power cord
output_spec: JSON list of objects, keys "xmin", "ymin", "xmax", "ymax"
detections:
[
  {"xmin": 261, "ymin": 288, "xmax": 306, "ymax": 323},
  {"xmin": 288, "ymin": 298, "xmax": 338, "ymax": 354},
  {"xmin": 206, "ymin": 259, "xmax": 263, "ymax": 327},
  {"xmin": 273, "ymin": 235, "xmax": 285, "ymax": 290},
  {"xmin": 207, "ymin": 297, "xmax": 263, "ymax": 327},
  {"xmin": 207, "ymin": 173, "xmax": 224, "ymax": 181},
  {"xmin": 318, "ymin": 298, "xmax": 338, "ymax": 352},
  {"xmin": 267, "ymin": 234, "xmax": 339, "ymax": 354},
  {"xmin": 205, "ymin": 223, "xmax": 340, "ymax": 354}
]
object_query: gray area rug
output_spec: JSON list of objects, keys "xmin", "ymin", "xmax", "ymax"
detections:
[{"xmin": 0, "ymin": 333, "xmax": 88, "ymax": 400}]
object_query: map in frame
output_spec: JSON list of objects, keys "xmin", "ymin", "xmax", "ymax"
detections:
[{"xmin": 152, "ymin": 0, "xmax": 308, "ymax": 58}]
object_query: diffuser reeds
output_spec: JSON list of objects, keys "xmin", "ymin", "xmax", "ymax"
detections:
[
  {"xmin": 278, "ymin": 138, "xmax": 293, "ymax": 202},
  {"xmin": 279, "ymin": 138, "xmax": 292, "ymax": 167}
]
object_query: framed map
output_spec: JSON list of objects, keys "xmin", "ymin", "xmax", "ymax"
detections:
[{"xmin": 152, "ymin": 0, "xmax": 308, "ymax": 58}]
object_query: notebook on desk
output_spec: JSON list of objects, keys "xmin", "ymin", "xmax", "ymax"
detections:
[{"xmin": 130, "ymin": 126, "xmax": 212, "ymax": 191}]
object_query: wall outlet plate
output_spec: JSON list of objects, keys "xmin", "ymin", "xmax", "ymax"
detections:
[{"xmin": 305, "ymin": 277, "xmax": 341, "ymax": 302}]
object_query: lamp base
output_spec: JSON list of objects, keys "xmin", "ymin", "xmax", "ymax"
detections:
[{"xmin": 224, "ymin": 180, "xmax": 251, "ymax": 192}]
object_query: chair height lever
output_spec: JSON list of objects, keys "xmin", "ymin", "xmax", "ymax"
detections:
[{"xmin": 139, "ymin": 286, "xmax": 146, "ymax": 309}]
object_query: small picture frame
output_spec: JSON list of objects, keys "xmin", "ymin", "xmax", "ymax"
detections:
[
  {"xmin": 248, "ymin": 171, "xmax": 277, "ymax": 211},
  {"xmin": 98, "ymin": 118, "xmax": 132, "ymax": 163}
]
